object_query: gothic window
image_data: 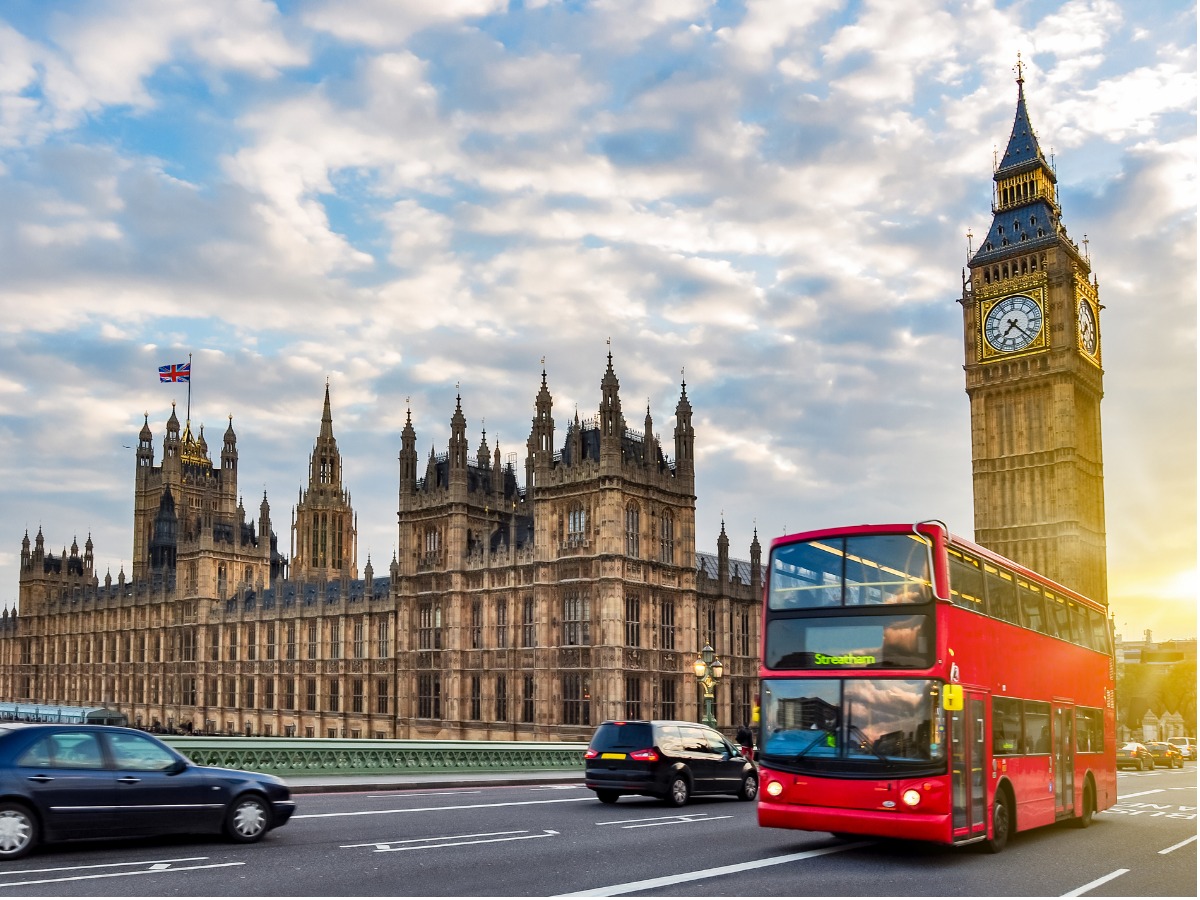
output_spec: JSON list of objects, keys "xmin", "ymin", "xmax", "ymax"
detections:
[
  {"xmin": 224, "ymin": 677, "xmax": 236, "ymax": 708},
  {"xmin": 376, "ymin": 678, "xmax": 389, "ymax": 715},
  {"xmin": 424, "ymin": 527, "xmax": 441, "ymax": 557},
  {"xmin": 522, "ymin": 597, "xmax": 536, "ymax": 647},
  {"xmin": 625, "ymin": 504, "xmax": 640, "ymax": 557},
  {"xmin": 284, "ymin": 677, "xmax": 296, "ymax": 710},
  {"xmin": 495, "ymin": 674, "xmax": 508, "ymax": 721},
  {"xmin": 353, "ymin": 618, "xmax": 365, "ymax": 658},
  {"xmin": 376, "ymin": 618, "xmax": 390, "ymax": 658},
  {"xmin": 419, "ymin": 604, "xmax": 443, "ymax": 650},
  {"xmin": 328, "ymin": 679, "xmax": 340, "ymax": 712},
  {"xmin": 217, "ymin": 565, "xmax": 227, "ymax": 599},
  {"xmin": 659, "ymin": 512, "xmax": 675, "ymax": 564},
  {"xmin": 417, "ymin": 673, "xmax": 441, "ymax": 718},
  {"xmin": 624, "ymin": 675, "xmax": 642, "ymax": 720},
  {"xmin": 563, "ymin": 593, "xmax": 590, "ymax": 646},
  {"xmin": 263, "ymin": 677, "xmax": 275, "ymax": 710},
  {"xmin": 625, "ymin": 594, "xmax": 641, "ymax": 647},
  {"xmin": 470, "ymin": 675, "xmax": 482, "ymax": 721},
  {"xmin": 471, "ymin": 600, "xmax": 482, "ymax": 649},
  {"xmin": 562, "ymin": 674, "xmax": 591, "ymax": 726},
  {"xmin": 245, "ymin": 624, "xmax": 256, "ymax": 661},
  {"xmin": 567, "ymin": 503, "xmax": 587, "ymax": 544},
  {"xmin": 522, "ymin": 675, "xmax": 535, "ymax": 723},
  {"xmin": 329, "ymin": 620, "xmax": 341, "ymax": 659},
  {"xmin": 307, "ymin": 621, "xmax": 318, "ymax": 659},
  {"xmin": 305, "ymin": 678, "xmax": 317, "ymax": 711},
  {"xmin": 496, "ymin": 599, "xmax": 509, "ymax": 648},
  {"xmin": 244, "ymin": 677, "xmax": 255, "ymax": 709},
  {"xmin": 659, "ymin": 677, "xmax": 677, "ymax": 719},
  {"xmin": 320, "ymin": 457, "xmax": 332, "ymax": 484},
  {"xmin": 659, "ymin": 600, "xmax": 676, "ymax": 650},
  {"xmin": 737, "ymin": 608, "xmax": 751, "ymax": 656},
  {"xmin": 286, "ymin": 622, "xmax": 297, "ymax": 660},
  {"xmin": 266, "ymin": 623, "xmax": 276, "ymax": 660}
]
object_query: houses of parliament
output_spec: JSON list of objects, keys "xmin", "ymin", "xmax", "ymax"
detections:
[
  {"xmin": 0, "ymin": 71, "xmax": 1108, "ymax": 740},
  {"xmin": 0, "ymin": 356, "xmax": 763, "ymax": 740}
]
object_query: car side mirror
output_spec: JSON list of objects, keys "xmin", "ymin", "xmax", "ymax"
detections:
[{"xmin": 166, "ymin": 758, "xmax": 188, "ymax": 775}]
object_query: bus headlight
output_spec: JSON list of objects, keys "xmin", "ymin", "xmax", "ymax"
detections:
[
  {"xmin": 901, "ymin": 789, "xmax": 921, "ymax": 807},
  {"xmin": 766, "ymin": 781, "xmax": 783, "ymax": 797}
]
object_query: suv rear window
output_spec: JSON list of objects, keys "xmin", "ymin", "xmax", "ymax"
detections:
[{"xmin": 589, "ymin": 723, "xmax": 654, "ymax": 751}]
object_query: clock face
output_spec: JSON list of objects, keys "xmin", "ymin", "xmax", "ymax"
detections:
[
  {"xmin": 1078, "ymin": 300, "xmax": 1098, "ymax": 355},
  {"xmin": 984, "ymin": 294, "xmax": 1043, "ymax": 353}
]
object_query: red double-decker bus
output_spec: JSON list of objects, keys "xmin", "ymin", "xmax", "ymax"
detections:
[{"xmin": 755, "ymin": 520, "xmax": 1115, "ymax": 852}]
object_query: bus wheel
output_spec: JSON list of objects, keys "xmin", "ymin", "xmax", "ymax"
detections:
[
  {"xmin": 983, "ymin": 794, "xmax": 1011, "ymax": 853},
  {"xmin": 1071, "ymin": 783, "xmax": 1094, "ymax": 829}
]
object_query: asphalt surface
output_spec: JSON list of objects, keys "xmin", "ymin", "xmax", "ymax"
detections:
[{"xmin": 283, "ymin": 769, "xmax": 581, "ymax": 794}]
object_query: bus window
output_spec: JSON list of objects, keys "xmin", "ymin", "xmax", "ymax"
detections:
[
  {"xmin": 1046, "ymin": 592, "xmax": 1072, "ymax": 642},
  {"xmin": 1017, "ymin": 580, "xmax": 1046, "ymax": 634},
  {"xmin": 1087, "ymin": 608, "xmax": 1111, "ymax": 655},
  {"xmin": 985, "ymin": 564, "xmax": 1018, "ymax": 623},
  {"xmin": 1068, "ymin": 601, "xmax": 1090, "ymax": 649},
  {"xmin": 993, "ymin": 697, "xmax": 1022, "ymax": 755},
  {"xmin": 1023, "ymin": 700, "xmax": 1051, "ymax": 754},
  {"xmin": 948, "ymin": 550, "xmax": 985, "ymax": 613},
  {"xmin": 1075, "ymin": 707, "xmax": 1104, "ymax": 753}
]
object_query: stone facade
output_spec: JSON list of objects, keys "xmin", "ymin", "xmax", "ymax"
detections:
[
  {"xmin": 960, "ymin": 72, "xmax": 1108, "ymax": 604},
  {"xmin": 0, "ymin": 356, "xmax": 761, "ymax": 741}
]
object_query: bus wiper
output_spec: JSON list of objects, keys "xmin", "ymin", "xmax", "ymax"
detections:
[
  {"xmin": 796, "ymin": 734, "xmax": 835, "ymax": 763},
  {"xmin": 848, "ymin": 724, "xmax": 892, "ymax": 766}
]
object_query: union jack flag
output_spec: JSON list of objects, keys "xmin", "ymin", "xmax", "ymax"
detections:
[{"xmin": 159, "ymin": 362, "xmax": 190, "ymax": 383}]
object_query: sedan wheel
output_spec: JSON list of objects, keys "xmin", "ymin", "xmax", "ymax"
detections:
[
  {"xmin": 738, "ymin": 773, "xmax": 759, "ymax": 801},
  {"xmin": 225, "ymin": 795, "xmax": 271, "ymax": 843},
  {"xmin": 0, "ymin": 804, "xmax": 36, "ymax": 860}
]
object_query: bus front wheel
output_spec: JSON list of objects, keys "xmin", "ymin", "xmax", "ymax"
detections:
[{"xmin": 984, "ymin": 793, "xmax": 1011, "ymax": 853}]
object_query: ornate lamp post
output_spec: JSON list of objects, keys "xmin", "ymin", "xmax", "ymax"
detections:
[{"xmin": 692, "ymin": 643, "xmax": 724, "ymax": 728}]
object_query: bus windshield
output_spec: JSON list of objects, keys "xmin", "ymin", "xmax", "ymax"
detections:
[
  {"xmin": 759, "ymin": 677, "xmax": 946, "ymax": 777},
  {"xmin": 769, "ymin": 534, "xmax": 933, "ymax": 610}
]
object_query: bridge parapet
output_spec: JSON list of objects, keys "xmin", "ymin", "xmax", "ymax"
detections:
[{"xmin": 163, "ymin": 736, "xmax": 587, "ymax": 776}]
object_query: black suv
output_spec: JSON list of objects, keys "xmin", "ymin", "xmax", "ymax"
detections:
[{"xmin": 584, "ymin": 720, "xmax": 757, "ymax": 806}]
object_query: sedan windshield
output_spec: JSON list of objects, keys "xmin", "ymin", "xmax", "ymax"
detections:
[{"xmin": 759, "ymin": 678, "xmax": 946, "ymax": 777}]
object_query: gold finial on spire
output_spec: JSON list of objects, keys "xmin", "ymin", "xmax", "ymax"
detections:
[
  {"xmin": 1014, "ymin": 51, "xmax": 1024, "ymax": 84},
  {"xmin": 966, "ymin": 228, "xmax": 974, "ymax": 255}
]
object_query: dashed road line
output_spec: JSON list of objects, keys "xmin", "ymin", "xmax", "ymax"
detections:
[{"xmin": 1061, "ymin": 869, "xmax": 1129, "ymax": 897}]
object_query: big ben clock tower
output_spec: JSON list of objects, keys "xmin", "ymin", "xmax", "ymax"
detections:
[{"xmin": 961, "ymin": 63, "xmax": 1108, "ymax": 605}]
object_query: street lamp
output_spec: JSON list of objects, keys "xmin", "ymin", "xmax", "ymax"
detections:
[{"xmin": 692, "ymin": 643, "xmax": 724, "ymax": 728}]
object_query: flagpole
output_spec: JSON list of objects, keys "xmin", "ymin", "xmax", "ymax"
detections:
[{"xmin": 187, "ymin": 352, "xmax": 193, "ymax": 424}]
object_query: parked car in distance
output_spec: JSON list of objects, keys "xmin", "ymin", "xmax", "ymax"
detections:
[
  {"xmin": 1116, "ymin": 741, "xmax": 1155, "ymax": 771},
  {"xmin": 0, "ymin": 724, "xmax": 295, "ymax": 860},
  {"xmin": 1145, "ymin": 741, "xmax": 1184, "ymax": 769},
  {"xmin": 1167, "ymin": 736, "xmax": 1197, "ymax": 761},
  {"xmin": 584, "ymin": 719, "xmax": 757, "ymax": 806}
]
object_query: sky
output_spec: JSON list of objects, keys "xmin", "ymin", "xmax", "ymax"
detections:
[{"xmin": 0, "ymin": 0, "xmax": 1194, "ymax": 642}]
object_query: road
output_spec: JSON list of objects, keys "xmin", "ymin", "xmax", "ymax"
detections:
[{"xmin": 0, "ymin": 765, "xmax": 1193, "ymax": 896}]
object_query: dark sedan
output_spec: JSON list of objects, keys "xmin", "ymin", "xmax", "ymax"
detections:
[
  {"xmin": 1116, "ymin": 741, "xmax": 1155, "ymax": 771},
  {"xmin": 1145, "ymin": 741, "xmax": 1184, "ymax": 768},
  {"xmin": 0, "ymin": 724, "xmax": 295, "ymax": 859}
]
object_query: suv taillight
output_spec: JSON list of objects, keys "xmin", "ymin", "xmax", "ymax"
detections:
[
  {"xmin": 584, "ymin": 748, "xmax": 599, "ymax": 759},
  {"xmin": 629, "ymin": 748, "xmax": 659, "ymax": 762}
]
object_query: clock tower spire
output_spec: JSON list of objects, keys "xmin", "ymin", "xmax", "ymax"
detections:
[{"xmin": 960, "ymin": 63, "xmax": 1107, "ymax": 605}]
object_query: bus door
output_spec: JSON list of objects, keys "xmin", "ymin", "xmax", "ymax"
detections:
[
  {"xmin": 1053, "ymin": 703, "xmax": 1075, "ymax": 817},
  {"xmin": 949, "ymin": 691, "xmax": 988, "ymax": 841}
]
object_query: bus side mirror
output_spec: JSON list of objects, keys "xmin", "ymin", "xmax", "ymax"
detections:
[{"xmin": 942, "ymin": 685, "xmax": 963, "ymax": 711}]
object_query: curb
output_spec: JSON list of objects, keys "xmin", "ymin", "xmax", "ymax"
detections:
[{"xmin": 286, "ymin": 774, "xmax": 584, "ymax": 794}]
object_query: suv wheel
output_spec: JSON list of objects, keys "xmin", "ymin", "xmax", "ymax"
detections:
[
  {"xmin": 665, "ymin": 774, "xmax": 690, "ymax": 807},
  {"xmin": 595, "ymin": 790, "xmax": 620, "ymax": 804}
]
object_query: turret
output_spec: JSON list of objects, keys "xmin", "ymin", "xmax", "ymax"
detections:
[
  {"xmin": 399, "ymin": 406, "xmax": 418, "ymax": 500},
  {"xmin": 674, "ymin": 375, "xmax": 694, "ymax": 475},
  {"xmin": 717, "ymin": 520, "xmax": 729, "ymax": 584},
  {"xmin": 750, "ymin": 527, "xmax": 762, "ymax": 596}
]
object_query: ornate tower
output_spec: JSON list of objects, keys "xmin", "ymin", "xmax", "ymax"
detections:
[
  {"xmin": 961, "ymin": 65, "xmax": 1107, "ymax": 603},
  {"xmin": 291, "ymin": 384, "xmax": 357, "ymax": 579}
]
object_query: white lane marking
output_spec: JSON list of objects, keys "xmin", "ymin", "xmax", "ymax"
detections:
[
  {"xmin": 0, "ymin": 862, "xmax": 244, "ymax": 889},
  {"xmin": 0, "ymin": 857, "xmax": 208, "ymax": 876},
  {"xmin": 365, "ymin": 791, "xmax": 482, "ymax": 799},
  {"xmin": 1117, "ymin": 789, "xmax": 1165, "ymax": 799},
  {"xmin": 294, "ymin": 796, "xmax": 592, "ymax": 819},
  {"xmin": 1159, "ymin": 835, "xmax": 1198, "ymax": 855},
  {"xmin": 342, "ymin": 829, "xmax": 528, "ymax": 848},
  {"xmin": 371, "ymin": 830, "xmax": 558, "ymax": 852},
  {"xmin": 554, "ymin": 842, "xmax": 871, "ymax": 897},
  {"xmin": 530, "ymin": 785, "xmax": 585, "ymax": 791},
  {"xmin": 597, "ymin": 812, "xmax": 732, "ymax": 829},
  {"xmin": 1060, "ymin": 868, "xmax": 1129, "ymax": 897}
]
